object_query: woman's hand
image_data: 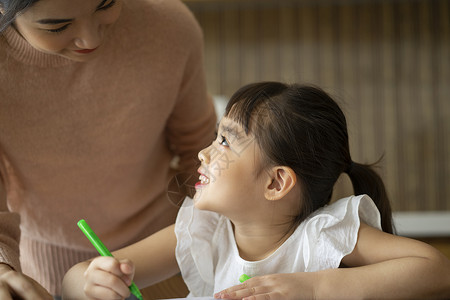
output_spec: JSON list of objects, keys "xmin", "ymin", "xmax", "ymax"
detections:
[
  {"xmin": 0, "ymin": 263, "xmax": 52, "ymax": 300},
  {"xmin": 83, "ymin": 256, "xmax": 135, "ymax": 300},
  {"xmin": 214, "ymin": 273, "xmax": 317, "ymax": 300}
]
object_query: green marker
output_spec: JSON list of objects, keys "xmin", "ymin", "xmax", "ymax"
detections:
[
  {"xmin": 77, "ymin": 219, "xmax": 144, "ymax": 300},
  {"xmin": 239, "ymin": 274, "xmax": 251, "ymax": 283}
]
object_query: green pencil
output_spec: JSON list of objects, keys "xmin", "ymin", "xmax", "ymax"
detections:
[{"xmin": 77, "ymin": 219, "xmax": 144, "ymax": 300}]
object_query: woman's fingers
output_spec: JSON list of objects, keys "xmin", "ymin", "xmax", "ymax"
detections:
[{"xmin": 0, "ymin": 268, "xmax": 52, "ymax": 300}]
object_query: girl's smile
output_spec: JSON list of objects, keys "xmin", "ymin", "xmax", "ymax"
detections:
[{"xmin": 195, "ymin": 172, "xmax": 210, "ymax": 188}]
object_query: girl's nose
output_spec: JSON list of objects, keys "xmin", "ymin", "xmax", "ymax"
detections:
[
  {"xmin": 74, "ymin": 21, "xmax": 103, "ymax": 49},
  {"xmin": 198, "ymin": 145, "xmax": 212, "ymax": 164}
]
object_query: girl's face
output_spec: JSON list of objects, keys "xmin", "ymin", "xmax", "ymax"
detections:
[
  {"xmin": 195, "ymin": 117, "xmax": 269, "ymax": 220},
  {"xmin": 13, "ymin": 0, "xmax": 122, "ymax": 62}
]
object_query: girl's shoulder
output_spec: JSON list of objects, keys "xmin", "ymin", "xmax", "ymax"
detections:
[
  {"xmin": 306, "ymin": 194, "xmax": 382, "ymax": 230},
  {"xmin": 294, "ymin": 195, "xmax": 383, "ymax": 272}
]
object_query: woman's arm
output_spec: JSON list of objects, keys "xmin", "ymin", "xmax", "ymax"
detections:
[
  {"xmin": 215, "ymin": 223, "xmax": 450, "ymax": 299},
  {"xmin": 0, "ymin": 180, "xmax": 52, "ymax": 299},
  {"xmin": 62, "ymin": 224, "xmax": 179, "ymax": 300}
]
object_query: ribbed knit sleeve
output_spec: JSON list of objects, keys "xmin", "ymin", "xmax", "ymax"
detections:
[
  {"xmin": 0, "ymin": 177, "xmax": 21, "ymax": 272},
  {"xmin": 165, "ymin": 1, "xmax": 217, "ymax": 172}
]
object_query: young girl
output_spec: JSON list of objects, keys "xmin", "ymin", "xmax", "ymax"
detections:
[{"xmin": 62, "ymin": 82, "xmax": 450, "ymax": 299}]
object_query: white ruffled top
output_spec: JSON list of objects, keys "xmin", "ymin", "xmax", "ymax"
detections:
[{"xmin": 175, "ymin": 195, "xmax": 382, "ymax": 297}]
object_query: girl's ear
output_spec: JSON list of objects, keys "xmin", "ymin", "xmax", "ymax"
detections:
[{"xmin": 264, "ymin": 166, "xmax": 297, "ymax": 201}]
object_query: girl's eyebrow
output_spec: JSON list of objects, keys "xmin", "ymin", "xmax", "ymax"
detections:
[
  {"xmin": 219, "ymin": 124, "xmax": 243, "ymax": 140},
  {"xmin": 36, "ymin": 0, "xmax": 109, "ymax": 24}
]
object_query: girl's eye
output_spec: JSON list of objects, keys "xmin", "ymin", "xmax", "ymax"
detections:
[
  {"xmin": 47, "ymin": 24, "xmax": 70, "ymax": 33},
  {"xmin": 219, "ymin": 135, "xmax": 229, "ymax": 147},
  {"xmin": 97, "ymin": 0, "xmax": 117, "ymax": 11}
]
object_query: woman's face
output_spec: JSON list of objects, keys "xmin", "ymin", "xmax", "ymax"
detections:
[{"xmin": 13, "ymin": 0, "xmax": 122, "ymax": 61}]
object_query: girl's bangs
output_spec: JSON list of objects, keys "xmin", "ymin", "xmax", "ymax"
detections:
[{"xmin": 224, "ymin": 82, "xmax": 287, "ymax": 135}]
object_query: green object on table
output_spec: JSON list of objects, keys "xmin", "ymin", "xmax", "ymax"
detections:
[
  {"xmin": 239, "ymin": 274, "xmax": 251, "ymax": 283},
  {"xmin": 77, "ymin": 219, "xmax": 144, "ymax": 300}
]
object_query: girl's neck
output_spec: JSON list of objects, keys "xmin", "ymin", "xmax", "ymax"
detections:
[{"xmin": 232, "ymin": 220, "xmax": 295, "ymax": 261}]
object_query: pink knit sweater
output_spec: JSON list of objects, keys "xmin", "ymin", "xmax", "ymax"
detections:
[{"xmin": 0, "ymin": 0, "xmax": 216, "ymax": 295}]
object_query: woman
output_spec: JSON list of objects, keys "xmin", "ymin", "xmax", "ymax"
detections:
[{"xmin": 0, "ymin": 0, "xmax": 216, "ymax": 298}]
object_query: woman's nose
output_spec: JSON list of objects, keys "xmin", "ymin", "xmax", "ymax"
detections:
[{"xmin": 74, "ymin": 21, "xmax": 103, "ymax": 49}]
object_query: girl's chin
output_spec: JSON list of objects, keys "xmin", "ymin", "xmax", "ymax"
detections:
[
  {"xmin": 193, "ymin": 196, "xmax": 203, "ymax": 208},
  {"xmin": 192, "ymin": 194, "xmax": 209, "ymax": 211},
  {"xmin": 193, "ymin": 185, "xmax": 207, "ymax": 201},
  {"xmin": 192, "ymin": 192, "xmax": 201, "ymax": 204}
]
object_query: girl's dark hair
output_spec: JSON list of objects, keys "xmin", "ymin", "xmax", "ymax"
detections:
[
  {"xmin": 225, "ymin": 82, "xmax": 394, "ymax": 234},
  {"xmin": 0, "ymin": 0, "xmax": 39, "ymax": 32}
]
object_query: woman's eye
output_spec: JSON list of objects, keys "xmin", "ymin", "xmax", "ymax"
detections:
[
  {"xmin": 47, "ymin": 24, "xmax": 70, "ymax": 33},
  {"xmin": 219, "ymin": 135, "xmax": 229, "ymax": 147},
  {"xmin": 97, "ymin": 0, "xmax": 116, "ymax": 11}
]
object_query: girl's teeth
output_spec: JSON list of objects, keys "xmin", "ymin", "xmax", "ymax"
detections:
[{"xmin": 199, "ymin": 174, "xmax": 210, "ymax": 184}]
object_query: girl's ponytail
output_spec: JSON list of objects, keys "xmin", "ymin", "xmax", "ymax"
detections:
[{"xmin": 346, "ymin": 161, "xmax": 394, "ymax": 234}]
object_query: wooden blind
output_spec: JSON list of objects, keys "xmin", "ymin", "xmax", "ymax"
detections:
[{"xmin": 186, "ymin": 0, "xmax": 450, "ymax": 212}]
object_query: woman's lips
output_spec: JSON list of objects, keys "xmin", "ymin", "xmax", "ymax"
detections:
[{"xmin": 74, "ymin": 47, "xmax": 98, "ymax": 54}]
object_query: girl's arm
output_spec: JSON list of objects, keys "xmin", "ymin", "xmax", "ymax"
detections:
[
  {"xmin": 62, "ymin": 224, "xmax": 179, "ymax": 299},
  {"xmin": 215, "ymin": 223, "xmax": 450, "ymax": 300},
  {"xmin": 317, "ymin": 223, "xmax": 450, "ymax": 298}
]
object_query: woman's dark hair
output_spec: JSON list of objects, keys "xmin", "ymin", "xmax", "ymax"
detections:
[
  {"xmin": 225, "ymin": 82, "xmax": 394, "ymax": 234},
  {"xmin": 0, "ymin": 0, "xmax": 40, "ymax": 32}
]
